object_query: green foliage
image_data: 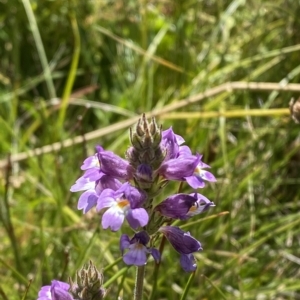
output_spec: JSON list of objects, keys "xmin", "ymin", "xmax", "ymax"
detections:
[{"xmin": 1, "ymin": 0, "xmax": 300, "ymax": 299}]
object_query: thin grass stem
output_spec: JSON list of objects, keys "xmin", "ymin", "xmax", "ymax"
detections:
[{"xmin": 21, "ymin": 0, "xmax": 56, "ymax": 100}]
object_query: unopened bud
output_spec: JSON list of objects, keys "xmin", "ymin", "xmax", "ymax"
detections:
[
  {"xmin": 69, "ymin": 261, "xmax": 107, "ymax": 300},
  {"xmin": 289, "ymin": 97, "xmax": 300, "ymax": 124}
]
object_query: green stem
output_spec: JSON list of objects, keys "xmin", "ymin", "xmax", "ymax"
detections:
[
  {"xmin": 134, "ymin": 265, "xmax": 145, "ymax": 300},
  {"xmin": 57, "ymin": 10, "xmax": 80, "ymax": 130},
  {"xmin": 0, "ymin": 156, "xmax": 23, "ymax": 274},
  {"xmin": 149, "ymin": 235, "xmax": 166, "ymax": 300},
  {"xmin": 22, "ymin": 0, "xmax": 56, "ymax": 100}
]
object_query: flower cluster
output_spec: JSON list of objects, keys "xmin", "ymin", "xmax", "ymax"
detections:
[{"xmin": 70, "ymin": 114, "xmax": 216, "ymax": 272}]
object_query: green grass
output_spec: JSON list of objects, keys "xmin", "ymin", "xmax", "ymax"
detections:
[{"xmin": 1, "ymin": 0, "xmax": 300, "ymax": 299}]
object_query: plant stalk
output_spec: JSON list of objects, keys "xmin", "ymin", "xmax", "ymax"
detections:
[{"xmin": 134, "ymin": 265, "xmax": 145, "ymax": 300}]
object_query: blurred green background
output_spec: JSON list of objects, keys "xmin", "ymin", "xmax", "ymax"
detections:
[{"xmin": 1, "ymin": 0, "xmax": 300, "ymax": 299}]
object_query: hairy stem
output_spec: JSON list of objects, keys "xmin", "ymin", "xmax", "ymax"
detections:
[{"xmin": 134, "ymin": 265, "xmax": 145, "ymax": 300}]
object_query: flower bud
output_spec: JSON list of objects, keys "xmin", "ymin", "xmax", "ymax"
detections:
[
  {"xmin": 127, "ymin": 114, "xmax": 164, "ymax": 168},
  {"xmin": 69, "ymin": 261, "xmax": 107, "ymax": 300},
  {"xmin": 289, "ymin": 97, "xmax": 300, "ymax": 124}
]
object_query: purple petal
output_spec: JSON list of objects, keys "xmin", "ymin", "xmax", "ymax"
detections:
[
  {"xmin": 81, "ymin": 155, "xmax": 99, "ymax": 170},
  {"xmin": 155, "ymin": 194, "xmax": 196, "ymax": 220},
  {"xmin": 185, "ymin": 175, "xmax": 205, "ymax": 189},
  {"xmin": 180, "ymin": 254, "xmax": 197, "ymax": 272},
  {"xmin": 37, "ymin": 286, "xmax": 51, "ymax": 300},
  {"xmin": 99, "ymin": 151, "xmax": 134, "ymax": 180},
  {"xmin": 83, "ymin": 168, "xmax": 103, "ymax": 182},
  {"xmin": 199, "ymin": 161, "xmax": 211, "ymax": 169},
  {"xmin": 123, "ymin": 244, "xmax": 148, "ymax": 266},
  {"xmin": 124, "ymin": 185, "xmax": 147, "ymax": 209},
  {"xmin": 199, "ymin": 170, "xmax": 217, "ymax": 182},
  {"xmin": 126, "ymin": 208, "xmax": 149, "ymax": 229},
  {"xmin": 51, "ymin": 284, "xmax": 73, "ymax": 300},
  {"xmin": 162, "ymin": 127, "xmax": 185, "ymax": 145},
  {"xmin": 161, "ymin": 127, "xmax": 180, "ymax": 160},
  {"xmin": 159, "ymin": 226, "xmax": 202, "ymax": 254},
  {"xmin": 101, "ymin": 207, "xmax": 124, "ymax": 231},
  {"xmin": 51, "ymin": 280, "xmax": 70, "ymax": 291},
  {"xmin": 120, "ymin": 234, "xmax": 131, "ymax": 253},
  {"xmin": 178, "ymin": 145, "xmax": 192, "ymax": 157},
  {"xmin": 70, "ymin": 177, "xmax": 95, "ymax": 192},
  {"xmin": 158, "ymin": 155, "xmax": 200, "ymax": 180},
  {"xmin": 38, "ymin": 281, "xmax": 71, "ymax": 300},
  {"xmin": 133, "ymin": 231, "xmax": 150, "ymax": 245},
  {"xmin": 187, "ymin": 194, "xmax": 215, "ymax": 217},
  {"xmin": 77, "ymin": 190, "xmax": 98, "ymax": 213},
  {"xmin": 96, "ymin": 190, "xmax": 116, "ymax": 211},
  {"xmin": 95, "ymin": 176, "xmax": 122, "ymax": 196},
  {"xmin": 150, "ymin": 248, "xmax": 161, "ymax": 263}
]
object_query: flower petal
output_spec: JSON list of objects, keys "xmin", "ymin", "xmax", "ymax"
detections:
[
  {"xmin": 159, "ymin": 226, "xmax": 202, "ymax": 254},
  {"xmin": 96, "ymin": 190, "xmax": 116, "ymax": 211},
  {"xmin": 120, "ymin": 234, "xmax": 131, "ymax": 253},
  {"xmin": 99, "ymin": 151, "xmax": 134, "ymax": 180},
  {"xmin": 81, "ymin": 155, "xmax": 99, "ymax": 170},
  {"xmin": 77, "ymin": 190, "xmax": 98, "ymax": 213},
  {"xmin": 102, "ymin": 207, "xmax": 124, "ymax": 231},
  {"xmin": 70, "ymin": 177, "xmax": 95, "ymax": 192},
  {"xmin": 185, "ymin": 175, "xmax": 205, "ymax": 189},
  {"xmin": 150, "ymin": 248, "xmax": 161, "ymax": 263},
  {"xmin": 155, "ymin": 193, "xmax": 196, "ymax": 220},
  {"xmin": 126, "ymin": 208, "xmax": 149, "ymax": 229},
  {"xmin": 200, "ymin": 170, "xmax": 217, "ymax": 182},
  {"xmin": 123, "ymin": 244, "xmax": 148, "ymax": 266},
  {"xmin": 180, "ymin": 254, "xmax": 197, "ymax": 272}
]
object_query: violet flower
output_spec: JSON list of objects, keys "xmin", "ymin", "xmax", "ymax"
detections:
[
  {"xmin": 70, "ymin": 145, "xmax": 134, "ymax": 194},
  {"xmin": 186, "ymin": 193, "xmax": 215, "ymax": 217},
  {"xmin": 98, "ymin": 150, "xmax": 134, "ymax": 181},
  {"xmin": 37, "ymin": 280, "xmax": 73, "ymax": 300},
  {"xmin": 184, "ymin": 154, "xmax": 217, "ymax": 188},
  {"xmin": 96, "ymin": 182, "xmax": 149, "ymax": 231},
  {"xmin": 155, "ymin": 193, "xmax": 197, "ymax": 220},
  {"xmin": 180, "ymin": 253, "xmax": 197, "ymax": 272},
  {"xmin": 77, "ymin": 175, "xmax": 122, "ymax": 214},
  {"xmin": 157, "ymin": 153, "xmax": 200, "ymax": 181},
  {"xmin": 161, "ymin": 127, "xmax": 185, "ymax": 160},
  {"xmin": 120, "ymin": 231, "xmax": 160, "ymax": 266},
  {"xmin": 155, "ymin": 192, "xmax": 214, "ymax": 220},
  {"xmin": 159, "ymin": 226, "xmax": 202, "ymax": 272}
]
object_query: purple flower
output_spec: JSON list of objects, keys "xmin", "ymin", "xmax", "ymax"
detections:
[
  {"xmin": 158, "ymin": 226, "xmax": 202, "ymax": 272},
  {"xmin": 120, "ymin": 231, "xmax": 160, "ymax": 266},
  {"xmin": 161, "ymin": 127, "xmax": 184, "ymax": 160},
  {"xmin": 157, "ymin": 154, "xmax": 200, "ymax": 181},
  {"xmin": 158, "ymin": 148, "xmax": 217, "ymax": 188},
  {"xmin": 70, "ymin": 176, "xmax": 96, "ymax": 193},
  {"xmin": 70, "ymin": 145, "xmax": 134, "ymax": 194},
  {"xmin": 155, "ymin": 193, "xmax": 198, "ymax": 220},
  {"xmin": 98, "ymin": 151, "xmax": 134, "ymax": 180},
  {"xmin": 96, "ymin": 183, "xmax": 149, "ymax": 231},
  {"xmin": 159, "ymin": 226, "xmax": 202, "ymax": 254},
  {"xmin": 37, "ymin": 280, "xmax": 73, "ymax": 300},
  {"xmin": 80, "ymin": 146, "xmax": 105, "ymax": 182},
  {"xmin": 155, "ymin": 193, "xmax": 215, "ymax": 220},
  {"xmin": 180, "ymin": 254, "xmax": 197, "ymax": 272},
  {"xmin": 186, "ymin": 193, "xmax": 215, "ymax": 217},
  {"xmin": 77, "ymin": 175, "xmax": 122, "ymax": 214},
  {"xmin": 185, "ymin": 155, "xmax": 217, "ymax": 188}
]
